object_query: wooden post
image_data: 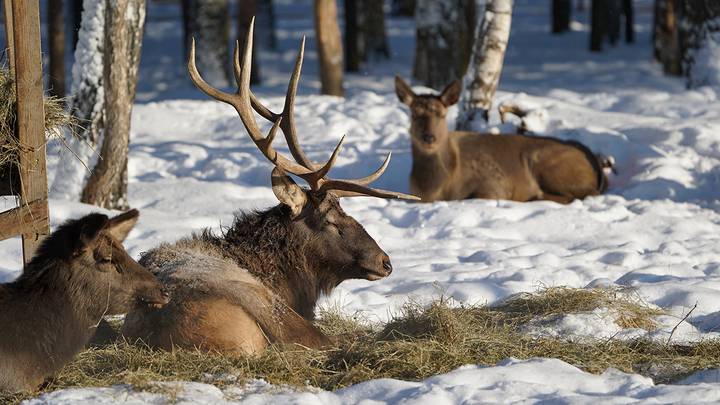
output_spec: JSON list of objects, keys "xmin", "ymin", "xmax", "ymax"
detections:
[
  {"xmin": 11, "ymin": 0, "xmax": 50, "ymax": 264},
  {"xmin": 3, "ymin": 0, "xmax": 14, "ymax": 76}
]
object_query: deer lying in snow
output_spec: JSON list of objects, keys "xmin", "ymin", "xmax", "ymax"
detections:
[
  {"xmin": 122, "ymin": 20, "xmax": 417, "ymax": 355},
  {"xmin": 395, "ymin": 77, "xmax": 610, "ymax": 204},
  {"xmin": 0, "ymin": 210, "xmax": 169, "ymax": 393}
]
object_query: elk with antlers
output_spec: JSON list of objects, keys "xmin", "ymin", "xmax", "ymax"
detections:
[
  {"xmin": 122, "ymin": 20, "xmax": 417, "ymax": 354},
  {"xmin": 395, "ymin": 77, "xmax": 610, "ymax": 204}
]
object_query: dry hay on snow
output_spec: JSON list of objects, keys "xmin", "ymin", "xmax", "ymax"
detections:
[{"xmin": 2, "ymin": 287, "xmax": 718, "ymax": 404}]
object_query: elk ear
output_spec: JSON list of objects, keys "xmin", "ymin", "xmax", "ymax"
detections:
[
  {"xmin": 440, "ymin": 80, "xmax": 461, "ymax": 106},
  {"xmin": 73, "ymin": 213, "xmax": 110, "ymax": 254},
  {"xmin": 271, "ymin": 168, "xmax": 307, "ymax": 219},
  {"xmin": 395, "ymin": 75, "xmax": 415, "ymax": 106},
  {"xmin": 105, "ymin": 209, "xmax": 140, "ymax": 242}
]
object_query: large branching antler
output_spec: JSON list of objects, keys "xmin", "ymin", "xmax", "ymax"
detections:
[{"xmin": 188, "ymin": 18, "xmax": 418, "ymax": 201}]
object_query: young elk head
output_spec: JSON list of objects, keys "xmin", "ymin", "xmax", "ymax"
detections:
[
  {"xmin": 188, "ymin": 19, "xmax": 418, "ymax": 282},
  {"xmin": 395, "ymin": 76, "xmax": 461, "ymax": 153},
  {"xmin": 56, "ymin": 210, "xmax": 170, "ymax": 312}
]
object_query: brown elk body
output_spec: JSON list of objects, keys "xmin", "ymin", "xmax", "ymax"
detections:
[
  {"xmin": 0, "ymin": 210, "xmax": 169, "ymax": 393},
  {"xmin": 122, "ymin": 20, "xmax": 417, "ymax": 355},
  {"xmin": 395, "ymin": 77, "xmax": 609, "ymax": 204}
]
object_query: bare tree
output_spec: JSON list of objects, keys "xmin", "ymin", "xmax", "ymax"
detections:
[
  {"xmin": 552, "ymin": 0, "xmax": 571, "ymax": 33},
  {"xmin": 362, "ymin": 0, "xmax": 390, "ymax": 61},
  {"xmin": 682, "ymin": 0, "xmax": 720, "ymax": 87},
  {"xmin": 344, "ymin": 0, "xmax": 361, "ymax": 71},
  {"xmin": 238, "ymin": 0, "xmax": 261, "ymax": 84},
  {"xmin": 413, "ymin": 0, "xmax": 476, "ymax": 90},
  {"xmin": 80, "ymin": 0, "xmax": 145, "ymax": 209},
  {"xmin": 182, "ymin": 0, "xmax": 230, "ymax": 87},
  {"xmin": 314, "ymin": 0, "xmax": 344, "ymax": 96},
  {"xmin": 653, "ymin": 0, "xmax": 681, "ymax": 74},
  {"xmin": 51, "ymin": 0, "xmax": 106, "ymax": 200},
  {"xmin": 48, "ymin": 0, "xmax": 66, "ymax": 99},
  {"xmin": 456, "ymin": 0, "xmax": 512, "ymax": 130},
  {"xmin": 344, "ymin": 0, "xmax": 389, "ymax": 71}
]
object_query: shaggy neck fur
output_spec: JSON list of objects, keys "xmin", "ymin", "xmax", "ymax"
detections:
[{"xmin": 205, "ymin": 204, "xmax": 342, "ymax": 320}]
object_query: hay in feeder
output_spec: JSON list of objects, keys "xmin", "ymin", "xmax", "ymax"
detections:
[{"xmin": 0, "ymin": 68, "xmax": 77, "ymax": 170}]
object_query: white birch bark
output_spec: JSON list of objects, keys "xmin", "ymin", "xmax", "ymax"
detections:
[
  {"xmin": 456, "ymin": 0, "xmax": 512, "ymax": 131},
  {"xmin": 50, "ymin": 0, "xmax": 105, "ymax": 200}
]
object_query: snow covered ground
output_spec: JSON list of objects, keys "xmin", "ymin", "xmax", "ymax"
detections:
[{"xmin": 5, "ymin": 0, "xmax": 720, "ymax": 403}]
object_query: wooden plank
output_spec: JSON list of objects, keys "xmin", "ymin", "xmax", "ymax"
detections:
[
  {"xmin": 3, "ymin": 0, "xmax": 14, "ymax": 76},
  {"xmin": 0, "ymin": 199, "xmax": 48, "ymax": 241},
  {"xmin": 11, "ymin": 0, "xmax": 49, "ymax": 264}
]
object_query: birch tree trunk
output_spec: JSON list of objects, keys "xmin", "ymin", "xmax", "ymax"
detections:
[
  {"xmin": 413, "ymin": 0, "xmax": 476, "ymax": 90},
  {"xmin": 182, "ymin": 0, "xmax": 230, "ymax": 87},
  {"xmin": 80, "ymin": 0, "xmax": 145, "ymax": 209},
  {"xmin": 48, "ymin": 0, "xmax": 66, "ymax": 99},
  {"xmin": 50, "ymin": 0, "xmax": 105, "ymax": 200},
  {"xmin": 456, "ymin": 0, "xmax": 512, "ymax": 130},
  {"xmin": 314, "ymin": 0, "xmax": 344, "ymax": 96}
]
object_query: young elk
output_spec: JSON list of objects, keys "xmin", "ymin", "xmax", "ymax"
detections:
[
  {"xmin": 395, "ymin": 77, "xmax": 609, "ymax": 204},
  {"xmin": 0, "ymin": 210, "xmax": 169, "ymax": 393},
  {"xmin": 122, "ymin": 21, "xmax": 417, "ymax": 355}
]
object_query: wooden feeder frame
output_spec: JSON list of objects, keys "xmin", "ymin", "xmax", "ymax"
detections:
[{"xmin": 0, "ymin": 0, "xmax": 50, "ymax": 266}]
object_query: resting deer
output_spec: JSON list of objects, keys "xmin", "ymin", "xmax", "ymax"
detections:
[
  {"xmin": 395, "ymin": 77, "xmax": 609, "ymax": 204},
  {"xmin": 0, "ymin": 210, "xmax": 169, "ymax": 393},
  {"xmin": 122, "ymin": 20, "xmax": 417, "ymax": 355}
]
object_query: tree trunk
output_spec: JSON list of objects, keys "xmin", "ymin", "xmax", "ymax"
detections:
[
  {"xmin": 48, "ymin": 0, "xmax": 66, "ymax": 99},
  {"xmin": 391, "ymin": 0, "xmax": 415, "ymax": 16},
  {"xmin": 238, "ymin": 0, "xmax": 261, "ymax": 84},
  {"xmin": 682, "ymin": 0, "xmax": 720, "ymax": 87},
  {"xmin": 80, "ymin": 0, "xmax": 145, "ymax": 209},
  {"xmin": 314, "ymin": 0, "xmax": 344, "ymax": 96},
  {"xmin": 344, "ymin": 0, "xmax": 360, "ymax": 71},
  {"xmin": 607, "ymin": 0, "xmax": 621, "ymax": 45},
  {"xmin": 50, "ymin": 0, "xmax": 105, "ymax": 200},
  {"xmin": 71, "ymin": 0, "xmax": 83, "ymax": 50},
  {"xmin": 256, "ymin": 0, "xmax": 276, "ymax": 50},
  {"xmin": 622, "ymin": 0, "xmax": 634, "ymax": 43},
  {"xmin": 182, "ymin": 0, "xmax": 230, "ymax": 87},
  {"xmin": 361, "ymin": 0, "xmax": 390, "ymax": 61},
  {"xmin": 413, "ymin": 0, "xmax": 476, "ymax": 90},
  {"xmin": 589, "ymin": 0, "xmax": 605, "ymax": 51},
  {"xmin": 456, "ymin": 0, "xmax": 512, "ymax": 130},
  {"xmin": 653, "ymin": 0, "xmax": 681, "ymax": 75},
  {"xmin": 552, "ymin": 0, "xmax": 571, "ymax": 33}
]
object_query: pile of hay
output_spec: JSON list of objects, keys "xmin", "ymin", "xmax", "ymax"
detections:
[
  {"xmin": 0, "ymin": 68, "xmax": 75, "ymax": 170},
  {"xmin": 2, "ymin": 288, "xmax": 717, "ymax": 404}
]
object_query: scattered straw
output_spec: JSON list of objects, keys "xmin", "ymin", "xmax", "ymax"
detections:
[{"xmin": 0, "ymin": 288, "xmax": 715, "ymax": 404}]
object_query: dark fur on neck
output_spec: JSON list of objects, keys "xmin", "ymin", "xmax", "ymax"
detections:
[{"xmin": 198, "ymin": 204, "xmax": 340, "ymax": 320}]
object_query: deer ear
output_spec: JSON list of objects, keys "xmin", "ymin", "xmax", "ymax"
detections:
[
  {"xmin": 105, "ymin": 209, "xmax": 140, "ymax": 242},
  {"xmin": 440, "ymin": 80, "xmax": 461, "ymax": 106},
  {"xmin": 73, "ymin": 213, "xmax": 110, "ymax": 254},
  {"xmin": 395, "ymin": 75, "xmax": 415, "ymax": 106},
  {"xmin": 271, "ymin": 168, "xmax": 307, "ymax": 218}
]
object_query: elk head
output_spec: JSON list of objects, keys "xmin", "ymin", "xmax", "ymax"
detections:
[
  {"xmin": 395, "ymin": 76, "xmax": 461, "ymax": 153},
  {"xmin": 188, "ymin": 19, "xmax": 418, "ymax": 282},
  {"xmin": 63, "ymin": 210, "xmax": 170, "ymax": 312}
]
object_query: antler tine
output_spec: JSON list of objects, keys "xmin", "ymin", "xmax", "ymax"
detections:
[
  {"xmin": 350, "ymin": 153, "xmax": 391, "ymax": 186},
  {"xmin": 188, "ymin": 39, "xmax": 238, "ymax": 106},
  {"xmin": 319, "ymin": 180, "xmax": 420, "ymax": 200}
]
